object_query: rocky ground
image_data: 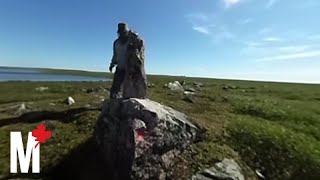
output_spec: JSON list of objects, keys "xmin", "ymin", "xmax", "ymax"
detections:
[{"xmin": 0, "ymin": 76, "xmax": 320, "ymax": 180}]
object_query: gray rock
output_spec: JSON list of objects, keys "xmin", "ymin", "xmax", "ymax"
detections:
[
  {"xmin": 185, "ymin": 87, "xmax": 197, "ymax": 92},
  {"xmin": 15, "ymin": 103, "xmax": 27, "ymax": 115},
  {"xmin": 94, "ymin": 98, "xmax": 199, "ymax": 180},
  {"xmin": 192, "ymin": 158, "xmax": 245, "ymax": 180},
  {"xmin": 193, "ymin": 82, "xmax": 204, "ymax": 88},
  {"xmin": 223, "ymin": 85, "xmax": 238, "ymax": 90},
  {"xmin": 168, "ymin": 81, "xmax": 184, "ymax": 91},
  {"xmin": 35, "ymin": 87, "xmax": 49, "ymax": 92},
  {"xmin": 147, "ymin": 83, "xmax": 155, "ymax": 88},
  {"xmin": 222, "ymin": 86, "xmax": 229, "ymax": 90},
  {"xmin": 18, "ymin": 103, "xmax": 26, "ymax": 111}
]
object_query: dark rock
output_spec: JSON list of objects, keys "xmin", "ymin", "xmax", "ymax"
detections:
[
  {"xmin": 94, "ymin": 98, "xmax": 199, "ymax": 180},
  {"xmin": 86, "ymin": 88, "xmax": 94, "ymax": 93},
  {"xmin": 183, "ymin": 96, "xmax": 194, "ymax": 103},
  {"xmin": 185, "ymin": 87, "xmax": 197, "ymax": 92},
  {"xmin": 192, "ymin": 158, "xmax": 245, "ymax": 180},
  {"xmin": 122, "ymin": 31, "xmax": 147, "ymax": 99},
  {"xmin": 180, "ymin": 80, "xmax": 186, "ymax": 86}
]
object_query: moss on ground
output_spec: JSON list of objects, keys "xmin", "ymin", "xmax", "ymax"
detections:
[{"xmin": 0, "ymin": 75, "xmax": 320, "ymax": 179}]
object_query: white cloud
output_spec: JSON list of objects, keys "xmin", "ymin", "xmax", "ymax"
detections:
[
  {"xmin": 223, "ymin": 0, "xmax": 240, "ymax": 8},
  {"xmin": 237, "ymin": 18, "xmax": 253, "ymax": 25},
  {"xmin": 256, "ymin": 50, "xmax": 320, "ymax": 62},
  {"xmin": 193, "ymin": 26, "xmax": 210, "ymax": 35},
  {"xmin": 266, "ymin": 0, "xmax": 278, "ymax": 8},
  {"xmin": 263, "ymin": 37, "xmax": 283, "ymax": 42},
  {"xmin": 278, "ymin": 45, "xmax": 310, "ymax": 53}
]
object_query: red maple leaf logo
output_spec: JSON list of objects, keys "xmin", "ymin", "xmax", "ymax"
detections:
[{"xmin": 32, "ymin": 124, "xmax": 51, "ymax": 148}]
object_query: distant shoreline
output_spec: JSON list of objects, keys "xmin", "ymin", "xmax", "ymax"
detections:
[{"xmin": 0, "ymin": 66, "xmax": 319, "ymax": 85}]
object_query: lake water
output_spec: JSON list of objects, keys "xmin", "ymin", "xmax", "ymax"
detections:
[{"xmin": 0, "ymin": 67, "xmax": 110, "ymax": 82}]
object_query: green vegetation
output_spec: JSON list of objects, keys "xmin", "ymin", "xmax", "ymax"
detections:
[{"xmin": 0, "ymin": 72, "xmax": 320, "ymax": 179}]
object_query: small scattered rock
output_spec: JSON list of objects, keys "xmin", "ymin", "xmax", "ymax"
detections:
[
  {"xmin": 185, "ymin": 87, "xmax": 197, "ymax": 92},
  {"xmin": 255, "ymin": 169, "xmax": 265, "ymax": 179},
  {"xmin": 193, "ymin": 82, "xmax": 204, "ymax": 88},
  {"xmin": 167, "ymin": 81, "xmax": 184, "ymax": 91},
  {"xmin": 223, "ymin": 85, "xmax": 238, "ymax": 90},
  {"xmin": 66, "ymin": 96, "xmax": 75, "ymax": 105},
  {"xmin": 49, "ymin": 103, "xmax": 56, "ymax": 106},
  {"xmin": 147, "ymin": 83, "xmax": 155, "ymax": 88},
  {"xmin": 182, "ymin": 96, "xmax": 194, "ymax": 103},
  {"xmin": 184, "ymin": 91, "xmax": 195, "ymax": 95},
  {"xmin": 35, "ymin": 87, "xmax": 49, "ymax": 92},
  {"xmin": 19, "ymin": 103, "xmax": 26, "ymax": 111},
  {"xmin": 192, "ymin": 158, "xmax": 244, "ymax": 180},
  {"xmin": 85, "ymin": 87, "xmax": 108, "ymax": 93},
  {"xmin": 15, "ymin": 103, "xmax": 28, "ymax": 115}
]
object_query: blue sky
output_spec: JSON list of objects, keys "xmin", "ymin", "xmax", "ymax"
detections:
[{"xmin": 0, "ymin": 0, "xmax": 320, "ymax": 83}]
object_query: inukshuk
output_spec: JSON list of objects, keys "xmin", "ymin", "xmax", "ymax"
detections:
[{"xmin": 123, "ymin": 31, "xmax": 147, "ymax": 99}]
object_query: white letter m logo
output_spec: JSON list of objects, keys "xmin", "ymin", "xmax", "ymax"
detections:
[{"xmin": 10, "ymin": 132, "xmax": 40, "ymax": 173}]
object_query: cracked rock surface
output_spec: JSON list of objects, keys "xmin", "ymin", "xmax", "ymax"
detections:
[{"xmin": 94, "ymin": 98, "xmax": 199, "ymax": 180}]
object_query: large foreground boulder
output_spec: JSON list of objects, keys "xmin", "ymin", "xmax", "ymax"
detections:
[{"xmin": 94, "ymin": 98, "xmax": 199, "ymax": 180}]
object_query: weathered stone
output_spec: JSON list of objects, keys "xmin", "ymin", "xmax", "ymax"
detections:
[
  {"xmin": 185, "ymin": 87, "xmax": 197, "ymax": 92},
  {"xmin": 192, "ymin": 158, "xmax": 245, "ymax": 180},
  {"xmin": 94, "ymin": 98, "xmax": 199, "ymax": 180},
  {"xmin": 35, "ymin": 87, "xmax": 49, "ymax": 92},
  {"xmin": 168, "ymin": 81, "xmax": 184, "ymax": 91},
  {"xmin": 193, "ymin": 82, "xmax": 204, "ymax": 88},
  {"xmin": 184, "ymin": 91, "xmax": 195, "ymax": 95}
]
